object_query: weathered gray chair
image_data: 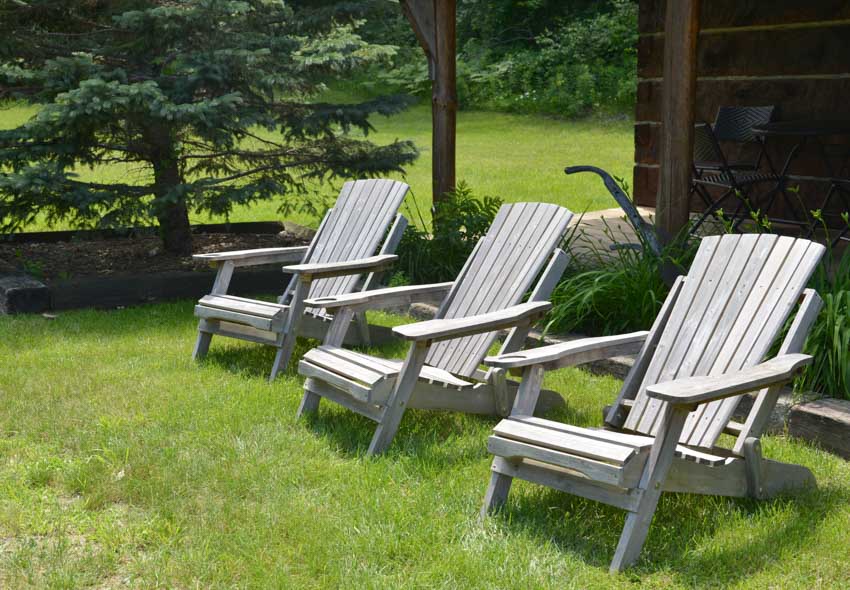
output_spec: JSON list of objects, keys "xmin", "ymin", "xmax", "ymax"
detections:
[
  {"xmin": 296, "ymin": 202, "xmax": 574, "ymax": 455},
  {"xmin": 480, "ymin": 233, "xmax": 825, "ymax": 572},
  {"xmin": 192, "ymin": 179, "xmax": 409, "ymax": 380}
]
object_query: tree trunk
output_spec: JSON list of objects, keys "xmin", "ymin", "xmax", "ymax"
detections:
[
  {"xmin": 147, "ymin": 126, "xmax": 192, "ymax": 256},
  {"xmin": 156, "ymin": 197, "xmax": 192, "ymax": 256}
]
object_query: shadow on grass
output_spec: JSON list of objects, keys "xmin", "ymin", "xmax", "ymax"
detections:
[
  {"xmin": 300, "ymin": 388, "xmax": 598, "ymax": 467},
  {"xmin": 487, "ymin": 476, "xmax": 845, "ymax": 583}
]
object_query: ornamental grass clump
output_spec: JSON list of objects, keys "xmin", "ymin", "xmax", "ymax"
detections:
[
  {"xmin": 545, "ymin": 217, "xmax": 696, "ymax": 337},
  {"xmin": 795, "ymin": 212, "xmax": 850, "ymax": 399}
]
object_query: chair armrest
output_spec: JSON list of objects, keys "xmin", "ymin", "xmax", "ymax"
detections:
[
  {"xmin": 484, "ymin": 331, "xmax": 649, "ymax": 371},
  {"xmin": 646, "ymin": 354, "xmax": 812, "ymax": 406},
  {"xmin": 393, "ymin": 301, "xmax": 551, "ymax": 343},
  {"xmin": 305, "ymin": 282, "xmax": 453, "ymax": 311},
  {"xmin": 193, "ymin": 246, "xmax": 309, "ymax": 268},
  {"xmin": 283, "ymin": 254, "xmax": 397, "ymax": 280}
]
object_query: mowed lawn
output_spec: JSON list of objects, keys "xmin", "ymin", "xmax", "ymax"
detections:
[
  {"xmin": 0, "ymin": 99, "xmax": 632, "ymax": 230},
  {"xmin": 2, "ymin": 304, "xmax": 850, "ymax": 588}
]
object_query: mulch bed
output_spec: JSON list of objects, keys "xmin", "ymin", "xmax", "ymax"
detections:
[{"xmin": 0, "ymin": 232, "xmax": 306, "ymax": 282}]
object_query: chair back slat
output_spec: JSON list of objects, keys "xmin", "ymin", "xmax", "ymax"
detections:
[
  {"xmin": 425, "ymin": 202, "xmax": 573, "ymax": 378},
  {"xmin": 713, "ymin": 105, "xmax": 774, "ymax": 144},
  {"xmin": 622, "ymin": 234, "xmax": 824, "ymax": 450},
  {"xmin": 306, "ymin": 179, "xmax": 409, "ymax": 300}
]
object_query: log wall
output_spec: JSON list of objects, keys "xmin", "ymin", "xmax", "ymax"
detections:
[{"xmin": 634, "ymin": 0, "xmax": 850, "ymax": 224}]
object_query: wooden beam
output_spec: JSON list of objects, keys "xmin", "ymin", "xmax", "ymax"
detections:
[
  {"xmin": 655, "ymin": 0, "xmax": 700, "ymax": 241},
  {"xmin": 400, "ymin": 0, "xmax": 457, "ymax": 206}
]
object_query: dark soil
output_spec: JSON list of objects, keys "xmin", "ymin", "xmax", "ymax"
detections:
[{"xmin": 0, "ymin": 232, "xmax": 308, "ymax": 283}]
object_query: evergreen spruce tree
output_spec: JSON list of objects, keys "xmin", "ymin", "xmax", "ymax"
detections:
[{"xmin": 0, "ymin": 0, "xmax": 417, "ymax": 254}]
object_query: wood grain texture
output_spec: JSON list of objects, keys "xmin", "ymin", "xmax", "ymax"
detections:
[
  {"xmin": 788, "ymin": 398, "xmax": 850, "ymax": 460},
  {"xmin": 193, "ymin": 246, "xmax": 308, "ymax": 266},
  {"xmin": 484, "ymin": 332, "xmax": 648, "ymax": 370},
  {"xmin": 646, "ymin": 354, "xmax": 811, "ymax": 404},
  {"xmin": 639, "ymin": 26, "xmax": 850, "ymax": 79},
  {"xmin": 393, "ymin": 301, "xmax": 551, "ymax": 343},
  {"xmin": 282, "ymin": 254, "xmax": 397, "ymax": 279},
  {"xmin": 304, "ymin": 282, "xmax": 453, "ymax": 311},
  {"xmin": 639, "ymin": 0, "xmax": 850, "ymax": 34},
  {"xmin": 655, "ymin": 0, "xmax": 700, "ymax": 239},
  {"xmin": 619, "ymin": 234, "xmax": 824, "ymax": 450},
  {"xmin": 425, "ymin": 202, "xmax": 573, "ymax": 377}
]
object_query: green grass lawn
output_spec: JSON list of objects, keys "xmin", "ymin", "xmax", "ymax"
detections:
[
  {"xmin": 0, "ymin": 99, "xmax": 632, "ymax": 231},
  {"xmin": 1, "ymin": 303, "xmax": 849, "ymax": 588}
]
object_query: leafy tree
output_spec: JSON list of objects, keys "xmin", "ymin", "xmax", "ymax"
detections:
[{"xmin": 0, "ymin": 0, "xmax": 417, "ymax": 254}]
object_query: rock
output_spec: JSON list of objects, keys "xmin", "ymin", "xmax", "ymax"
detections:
[
  {"xmin": 788, "ymin": 398, "xmax": 850, "ymax": 459},
  {"xmin": 281, "ymin": 221, "xmax": 316, "ymax": 242},
  {"xmin": 0, "ymin": 274, "xmax": 51, "ymax": 314},
  {"xmin": 410, "ymin": 302, "xmax": 438, "ymax": 320}
]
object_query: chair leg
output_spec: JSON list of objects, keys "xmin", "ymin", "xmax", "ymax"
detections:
[
  {"xmin": 368, "ymin": 342, "xmax": 429, "ymax": 456},
  {"xmin": 689, "ymin": 187, "xmax": 736, "ymax": 234},
  {"xmin": 193, "ymin": 328, "xmax": 213, "ymax": 360},
  {"xmin": 609, "ymin": 404, "xmax": 690, "ymax": 573},
  {"xmin": 270, "ymin": 328, "xmax": 298, "ymax": 381},
  {"xmin": 355, "ymin": 311, "xmax": 371, "ymax": 347},
  {"xmin": 480, "ymin": 461, "xmax": 514, "ymax": 519},
  {"xmin": 269, "ymin": 278, "xmax": 310, "ymax": 381},
  {"xmin": 297, "ymin": 388, "xmax": 322, "ymax": 417}
]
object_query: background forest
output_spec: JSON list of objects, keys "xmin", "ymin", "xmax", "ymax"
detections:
[{"xmin": 311, "ymin": 0, "xmax": 638, "ymax": 117}]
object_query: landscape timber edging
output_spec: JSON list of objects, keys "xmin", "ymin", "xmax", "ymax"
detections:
[
  {"xmin": 0, "ymin": 267, "xmax": 292, "ymax": 314},
  {"xmin": 408, "ymin": 302, "xmax": 850, "ymax": 461},
  {"xmin": 1, "ymin": 220, "xmax": 287, "ymax": 244}
]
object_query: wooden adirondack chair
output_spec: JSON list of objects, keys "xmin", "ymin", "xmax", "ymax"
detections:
[
  {"xmin": 296, "ymin": 202, "xmax": 575, "ymax": 455},
  {"xmin": 480, "ymin": 233, "xmax": 825, "ymax": 573},
  {"xmin": 192, "ymin": 179, "xmax": 410, "ymax": 380}
]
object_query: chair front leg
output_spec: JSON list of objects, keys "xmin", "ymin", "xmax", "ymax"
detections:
[
  {"xmin": 481, "ymin": 365, "xmax": 546, "ymax": 518},
  {"xmin": 270, "ymin": 275, "xmax": 311, "ymax": 381},
  {"xmin": 480, "ymin": 457, "xmax": 516, "ymax": 519},
  {"xmin": 193, "ymin": 261, "xmax": 236, "ymax": 360},
  {"xmin": 354, "ymin": 311, "xmax": 371, "ymax": 346},
  {"xmin": 296, "ymin": 307, "xmax": 355, "ymax": 417},
  {"xmin": 193, "ymin": 320, "xmax": 214, "ymax": 360},
  {"xmin": 610, "ymin": 403, "xmax": 691, "ymax": 573},
  {"xmin": 368, "ymin": 341, "xmax": 429, "ymax": 456}
]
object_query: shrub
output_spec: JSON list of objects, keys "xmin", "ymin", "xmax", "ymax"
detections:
[
  {"xmin": 546, "ymin": 219, "xmax": 696, "ymax": 335},
  {"xmin": 393, "ymin": 181, "xmax": 502, "ymax": 284},
  {"xmin": 365, "ymin": 0, "xmax": 637, "ymax": 118},
  {"xmin": 795, "ymin": 221, "xmax": 850, "ymax": 399}
]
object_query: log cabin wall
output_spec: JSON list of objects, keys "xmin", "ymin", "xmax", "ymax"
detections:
[{"xmin": 634, "ymin": 0, "xmax": 850, "ymax": 224}]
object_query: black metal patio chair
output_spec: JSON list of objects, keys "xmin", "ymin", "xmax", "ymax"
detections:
[{"xmin": 690, "ymin": 105, "xmax": 804, "ymax": 233}]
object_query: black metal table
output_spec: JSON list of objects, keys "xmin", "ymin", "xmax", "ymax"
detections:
[{"xmin": 752, "ymin": 120, "xmax": 850, "ymax": 243}]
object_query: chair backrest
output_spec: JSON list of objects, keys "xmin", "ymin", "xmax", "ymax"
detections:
[
  {"xmin": 304, "ymin": 179, "xmax": 409, "ymax": 300},
  {"xmin": 426, "ymin": 202, "xmax": 574, "ymax": 378},
  {"xmin": 713, "ymin": 106, "xmax": 775, "ymax": 143},
  {"xmin": 693, "ymin": 123, "xmax": 723, "ymax": 164},
  {"xmin": 620, "ymin": 233, "xmax": 824, "ymax": 450}
]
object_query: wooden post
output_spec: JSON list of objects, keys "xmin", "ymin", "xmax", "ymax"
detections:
[
  {"xmin": 432, "ymin": 0, "xmax": 456, "ymax": 204},
  {"xmin": 400, "ymin": 0, "xmax": 457, "ymax": 206},
  {"xmin": 656, "ymin": 0, "xmax": 700, "ymax": 242}
]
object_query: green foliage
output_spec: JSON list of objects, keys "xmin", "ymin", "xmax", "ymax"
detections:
[
  {"xmin": 795, "ymin": 214, "xmax": 850, "ymax": 399},
  {"xmin": 395, "ymin": 181, "xmax": 502, "ymax": 284},
  {"xmin": 0, "ymin": 0, "xmax": 418, "ymax": 253},
  {"xmin": 2, "ymin": 301, "xmax": 850, "ymax": 587},
  {"xmin": 547, "ymin": 221, "xmax": 695, "ymax": 336},
  {"xmin": 368, "ymin": 0, "xmax": 638, "ymax": 117},
  {"xmin": 460, "ymin": 0, "xmax": 638, "ymax": 117}
]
